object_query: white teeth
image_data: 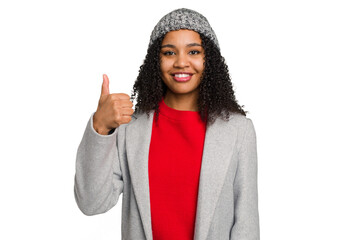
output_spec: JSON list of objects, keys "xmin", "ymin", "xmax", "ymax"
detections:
[{"xmin": 175, "ymin": 74, "xmax": 190, "ymax": 78}]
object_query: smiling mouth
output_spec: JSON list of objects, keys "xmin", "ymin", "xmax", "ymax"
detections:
[{"xmin": 172, "ymin": 73, "xmax": 192, "ymax": 82}]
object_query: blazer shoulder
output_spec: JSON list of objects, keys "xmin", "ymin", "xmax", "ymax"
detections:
[
  {"xmin": 229, "ymin": 112, "xmax": 252, "ymax": 127},
  {"xmin": 229, "ymin": 113, "xmax": 256, "ymax": 152}
]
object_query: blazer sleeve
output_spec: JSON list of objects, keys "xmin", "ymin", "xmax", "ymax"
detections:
[
  {"xmin": 230, "ymin": 118, "xmax": 260, "ymax": 240},
  {"xmin": 74, "ymin": 112, "xmax": 124, "ymax": 216}
]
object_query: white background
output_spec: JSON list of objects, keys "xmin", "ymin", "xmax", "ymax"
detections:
[{"xmin": 1, "ymin": 0, "xmax": 359, "ymax": 239}]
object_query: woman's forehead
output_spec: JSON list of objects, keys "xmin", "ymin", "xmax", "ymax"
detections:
[{"xmin": 162, "ymin": 29, "xmax": 202, "ymax": 45}]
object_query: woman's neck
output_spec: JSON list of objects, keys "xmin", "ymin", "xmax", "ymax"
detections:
[{"xmin": 163, "ymin": 92, "xmax": 199, "ymax": 111}]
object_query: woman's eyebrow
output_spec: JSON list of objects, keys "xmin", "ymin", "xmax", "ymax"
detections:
[{"xmin": 161, "ymin": 43, "xmax": 202, "ymax": 48}]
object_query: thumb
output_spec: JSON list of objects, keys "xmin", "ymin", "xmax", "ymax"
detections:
[{"xmin": 101, "ymin": 74, "xmax": 110, "ymax": 96}]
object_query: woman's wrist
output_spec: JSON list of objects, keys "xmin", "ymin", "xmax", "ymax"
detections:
[{"xmin": 93, "ymin": 113, "xmax": 111, "ymax": 135}]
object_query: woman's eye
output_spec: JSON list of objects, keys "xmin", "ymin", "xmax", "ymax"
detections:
[
  {"xmin": 163, "ymin": 51, "xmax": 174, "ymax": 56},
  {"xmin": 189, "ymin": 50, "xmax": 200, "ymax": 55}
]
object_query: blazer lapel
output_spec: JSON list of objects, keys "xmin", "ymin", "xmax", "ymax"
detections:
[
  {"xmin": 126, "ymin": 111, "xmax": 155, "ymax": 240},
  {"xmin": 126, "ymin": 110, "xmax": 237, "ymax": 240},
  {"xmin": 193, "ymin": 114, "xmax": 237, "ymax": 240}
]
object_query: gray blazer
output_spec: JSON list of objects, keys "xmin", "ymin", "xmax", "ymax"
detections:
[{"xmin": 74, "ymin": 110, "xmax": 260, "ymax": 240}]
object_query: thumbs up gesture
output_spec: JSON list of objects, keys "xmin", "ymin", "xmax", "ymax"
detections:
[{"xmin": 93, "ymin": 74, "xmax": 134, "ymax": 135}]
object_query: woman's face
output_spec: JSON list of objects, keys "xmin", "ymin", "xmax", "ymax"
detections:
[{"xmin": 159, "ymin": 29, "xmax": 205, "ymax": 98}]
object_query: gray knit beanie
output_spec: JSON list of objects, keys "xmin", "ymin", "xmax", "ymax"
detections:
[{"xmin": 148, "ymin": 8, "xmax": 220, "ymax": 51}]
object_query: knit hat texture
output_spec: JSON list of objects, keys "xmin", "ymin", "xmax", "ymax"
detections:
[{"xmin": 148, "ymin": 8, "xmax": 220, "ymax": 51}]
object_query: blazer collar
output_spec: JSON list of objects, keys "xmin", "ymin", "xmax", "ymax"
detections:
[{"xmin": 125, "ymin": 110, "xmax": 238, "ymax": 240}]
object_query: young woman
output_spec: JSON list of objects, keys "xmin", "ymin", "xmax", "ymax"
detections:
[{"xmin": 74, "ymin": 8, "xmax": 260, "ymax": 240}]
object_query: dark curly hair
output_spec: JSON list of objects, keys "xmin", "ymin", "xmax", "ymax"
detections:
[{"xmin": 130, "ymin": 32, "xmax": 247, "ymax": 127}]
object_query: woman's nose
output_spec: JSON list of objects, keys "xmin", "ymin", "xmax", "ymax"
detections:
[{"xmin": 173, "ymin": 52, "xmax": 189, "ymax": 68}]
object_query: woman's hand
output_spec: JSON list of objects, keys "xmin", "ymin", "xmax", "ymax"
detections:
[{"xmin": 93, "ymin": 74, "xmax": 134, "ymax": 135}]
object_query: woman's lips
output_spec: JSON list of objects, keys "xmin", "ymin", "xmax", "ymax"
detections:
[{"xmin": 172, "ymin": 74, "xmax": 192, "ymax": 82}]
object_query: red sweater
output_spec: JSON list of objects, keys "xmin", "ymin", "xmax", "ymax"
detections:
[{"xmin": 148, "ymin": 98, "xmax": 207, "ymax": 240}]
